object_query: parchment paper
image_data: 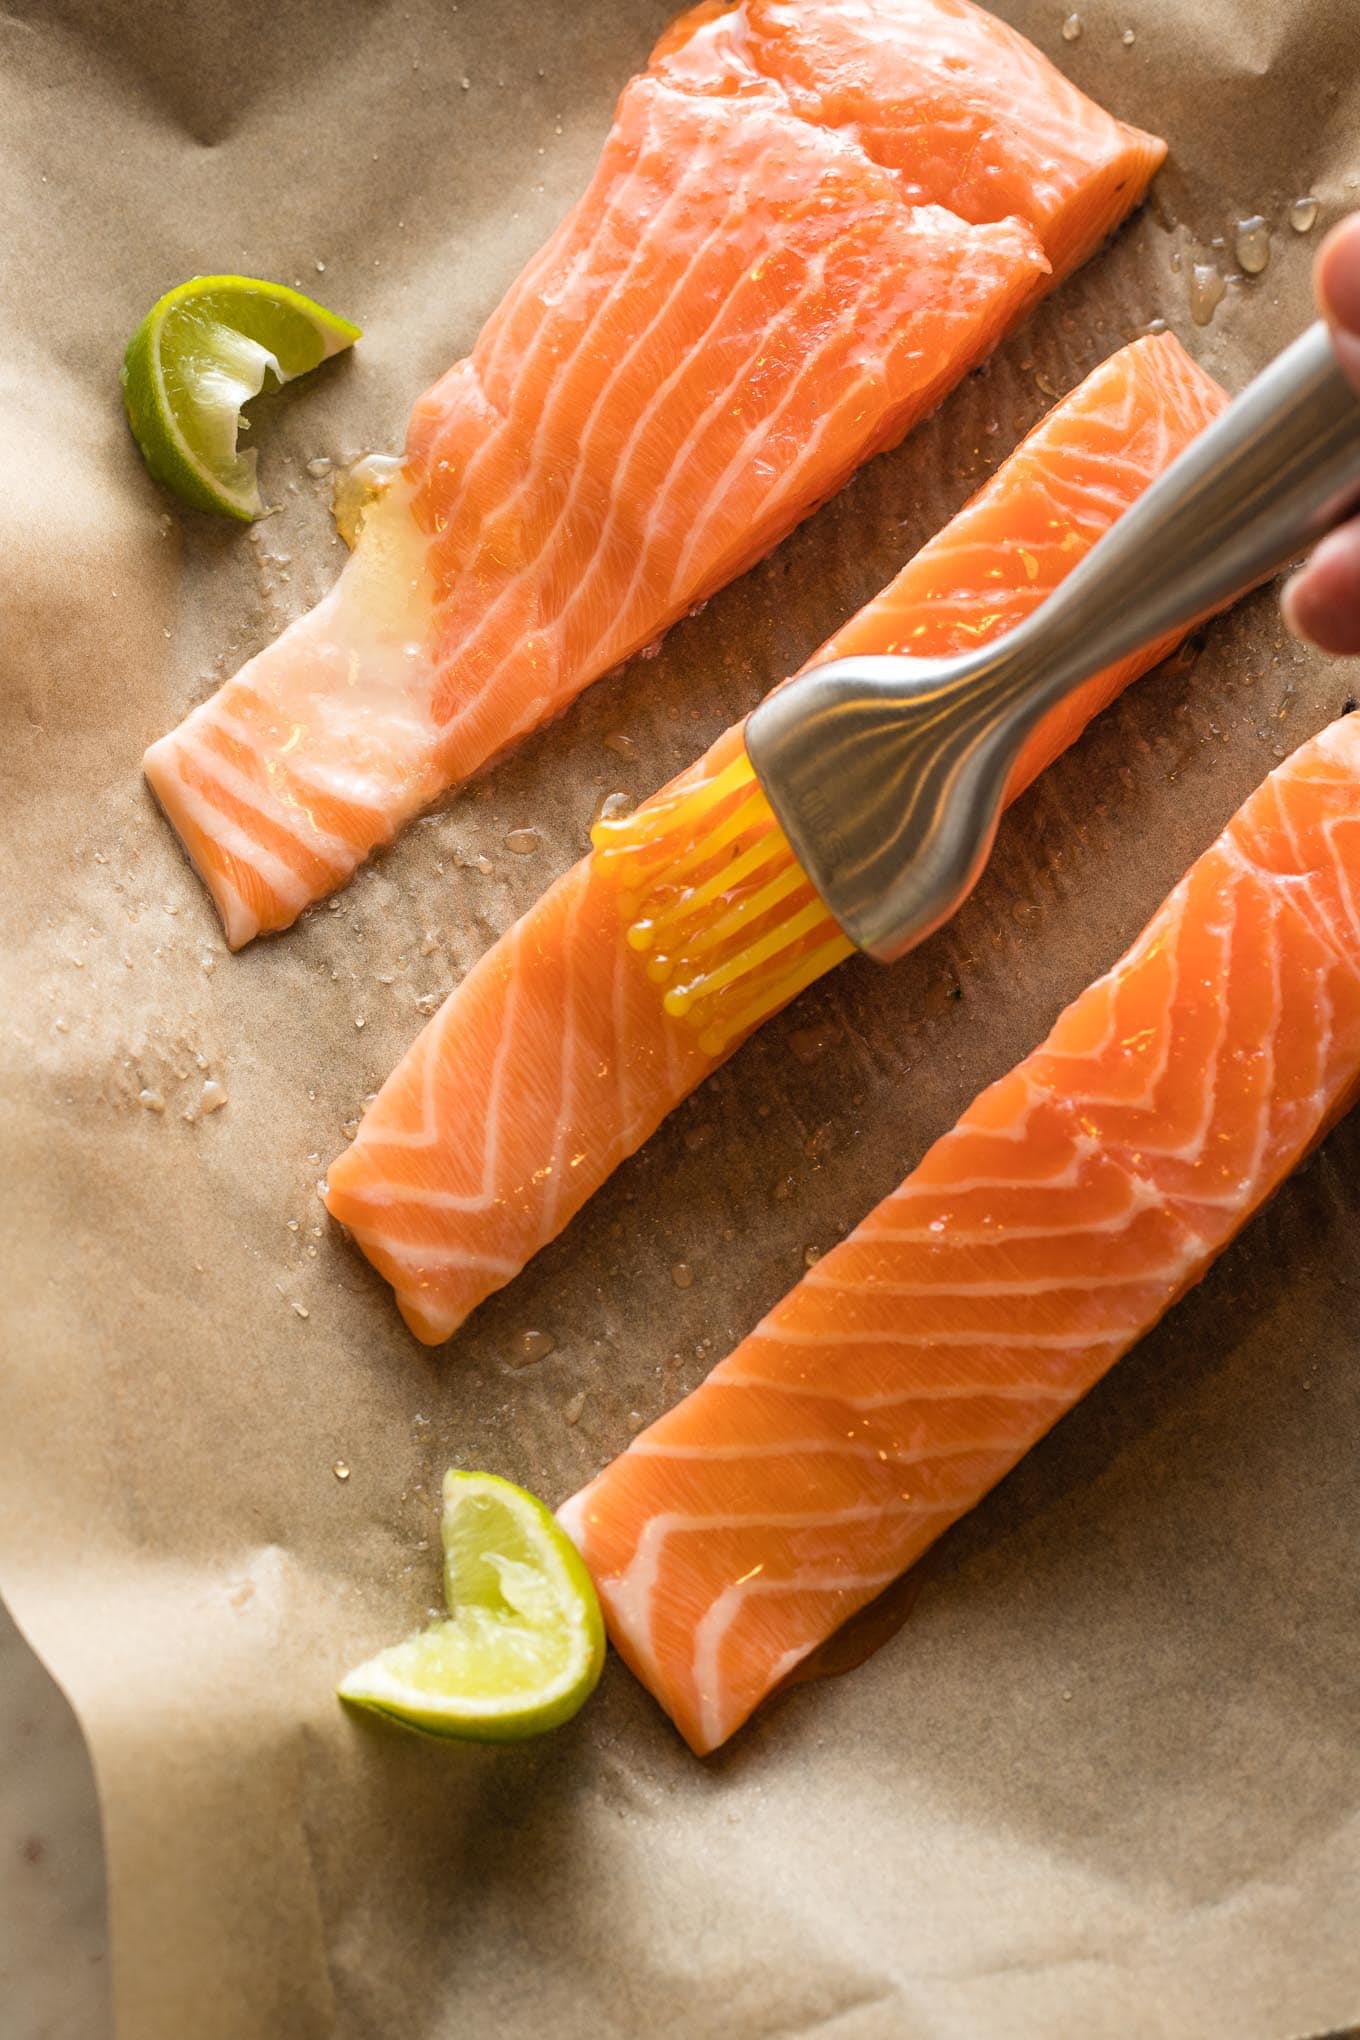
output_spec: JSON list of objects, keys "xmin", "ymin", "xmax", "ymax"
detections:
[{"xmin": 3, "ymin": 2, "xmax": 1359, "ymax": 2035}]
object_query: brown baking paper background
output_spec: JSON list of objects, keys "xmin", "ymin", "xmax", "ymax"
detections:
[{"xmin": 3, "ymin": 2, "xmax": 1359, "ymax": 2035}]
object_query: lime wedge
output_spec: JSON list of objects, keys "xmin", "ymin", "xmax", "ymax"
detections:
[
  {"xmin": 120, "ymin": 275, "xmax": 360, "ymax": 520},
  {"xmin": 338, "ymin": 1471, "xmax": 606, "ymax": 1741}
]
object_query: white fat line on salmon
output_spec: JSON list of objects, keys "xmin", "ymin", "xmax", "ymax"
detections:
[
  {"xmin": 211, "ymin": 705, "xmax": 397, "ymax": 826},
  {"xmin": 350, "ymin": 1235, "xmax": 522, "ymax": 1278},
  {"xmin": 689, "ymin": 1560, "xmax": 913, "ymax": 1752},
  {"xmin": 427, "ymin": 95, "xmax": 718, "ymax": 743},
  {"xmin": 448, "ymin": 207, "xmax": 853, "ymax": 736},
  {"xmin": 664, "ymin": 218, "xmax": 947, "ymax": 601},
  {"xmin": 469, "ymin": 115, "xmax": 792, "ymax": 676},
  {"xmin": 630, "ymin": 1431, "xmax": 1046, "ymax": 1466},
  {"xmin": 739, "ymin": 1326, "xmax": 1130, "ymax": 1353},
  {"xmin": 176, "ymin": 728, "xmax": 356, "ymax": 872},
  {"xmin": 355, "ymin": 948, "xmax": 525, "ymax": 1167},
  {"xmin": 142, "ymin": 761, "xmax": 257, "ymax": 941},
  {"xmin": 602, "ymin": 1501, "xmax": 933, "ymax": 1681},
  {"xmin": 794, "ymin": 1267, "xmax": 1195, "ymax": 1299},
  {"xmin": 866, "ymin": 1188, "xmax": 1179, "ymax": 1243},
  {"xmin": 152, "ymin": 759, "xmax": 314, "ymax": 912},
  {"xmin": 712, "ymin": 1372, "xmax": 1095, "ymax": 1412}
]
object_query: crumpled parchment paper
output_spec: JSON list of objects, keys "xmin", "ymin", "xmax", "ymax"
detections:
[{"xmin": 2, "ymin": 1, "xmax": 1358, "ymax": 2034}]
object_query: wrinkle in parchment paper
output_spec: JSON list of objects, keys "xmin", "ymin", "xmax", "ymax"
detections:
[{"xmin": 1, "ymin": 2, "xmax": 1359, "ymax": 2036}]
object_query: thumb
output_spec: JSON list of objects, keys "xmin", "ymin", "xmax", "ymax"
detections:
[{"xmin": 1317, "ymin": 212, "xmax": 1360, "ymax": 394}]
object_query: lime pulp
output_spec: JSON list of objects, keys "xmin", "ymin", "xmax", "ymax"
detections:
[
  {"xmin": 337, "ymin": 1471, "xmax": 606, "ymax": 1742},
  {"xmin": 120, "ymin": 274, "xmax": 360, "ymax": 520}
]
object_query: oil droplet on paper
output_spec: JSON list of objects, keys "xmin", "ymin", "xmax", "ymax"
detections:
[
  {"xmin": 505, "ymin": 828, "xmax": 541, "ymax": 856},
  {"xmin": 1189, "ymin": 261, "xmax": 1226, "ymax": 327},
  {"xmin": 331, "ymin": 454, "xmax": 403, "ymax": 549},
  {"xmin": 200, "ymin": 1079, "xmax": 227, "ymax": 1114},
  {"xmin": 803, "ymin": 1244, "xmax": 822, "ymax": 1268},
  {"xmin": 1289, "ymin": 196, "xmax": 1319, "ymax": 234},
  {"xmin": 563, "ymin": 1390, "xmax": 587, "ymax": 1426},
  {"xmin": 138, "ymin": 1088, "xmax": 165, "ymax": 1113},
  {"xmin": 516, "ymin": 1329, "xmax": 557, "ymax": 1365},
  {"xmin": 1061, "ymin": 11, "xmax": 1082, "ymax": 40},
  {"xmin": 1120, "ymin": 24, "xmax": 1135, "ymax": 44},
  {"xmin": 671, "ymin": 1261, "xmax": 695, "ymax": 1290},
  {"xmin": 306, "ymin": 456, "xmax": 333, "ymax": 479},
  {"xmin": 291, "ymin": 1299, "xmax": 310, "ymax": 1320},
  {"xmin": 603, "ymin": 730, "xmax": 637, "ymax": 759},
  {"xmin": 1234, "ymin": 215, "xmax": 1270, "ymax": 275},
  {"xmin": 333, "ymin": 1459, "xmax": 351, "ymax": 1481}
]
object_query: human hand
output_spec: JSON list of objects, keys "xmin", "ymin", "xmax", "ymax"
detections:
[{"xmin": 1282, "ymin": 213, "xmax": 1360, "ymax": 655}]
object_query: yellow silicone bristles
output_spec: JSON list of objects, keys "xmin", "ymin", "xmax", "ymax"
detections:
[{"xmin": 591, "ymin": 742, "xmax": 853, "ymax": 1054}]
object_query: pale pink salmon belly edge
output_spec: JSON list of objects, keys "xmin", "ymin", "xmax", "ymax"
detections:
[{"xmin": 559, "ymin": 714, "xmax": 1360, "ymax": 1753}]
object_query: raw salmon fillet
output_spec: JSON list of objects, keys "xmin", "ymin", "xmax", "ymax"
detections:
[
  {"xmin": 143, "ymin": 0, "xmax": 1165, "ymax": 948},
  {"xmin": 323, "ymin": 335, "xmax": 1228, "ymax": 1343},
  {"xmin": 561, "ymin": 712, "xmax": 1360, "ymax": 1753}
]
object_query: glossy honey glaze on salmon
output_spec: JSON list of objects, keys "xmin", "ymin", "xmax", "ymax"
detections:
[
  {"xmin": 561, "ymin": 712, "xmax": 1360, "ymax": 1753},
  {"xmin": 323, "ymin": 336, "xmax": 1228, "ymax": 1343},
  {"xmin": 144, "ymin": 0, "xmax": 1163, "ymax": 946}
]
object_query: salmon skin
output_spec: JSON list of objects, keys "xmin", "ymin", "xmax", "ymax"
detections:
[
  {"xmin": 323, "ymin": 336, "xmax": 1228, "ymax": 1344},
  {"xmin": 560, "ymin": 712, "xmax": 1360, "ymax": 1754},
  {"xmin": 143, "ymin": 0, "xmax": 1164, "ymax": 948}
]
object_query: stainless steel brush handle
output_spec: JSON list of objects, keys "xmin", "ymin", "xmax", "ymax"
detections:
[
  {"xmin": 747, "ymin": 321, "xmax": 1360, "ymax": 963},
  {"xmin": 1000, "ymin": 318, "xmax": 1360, "ymax": 686}
]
